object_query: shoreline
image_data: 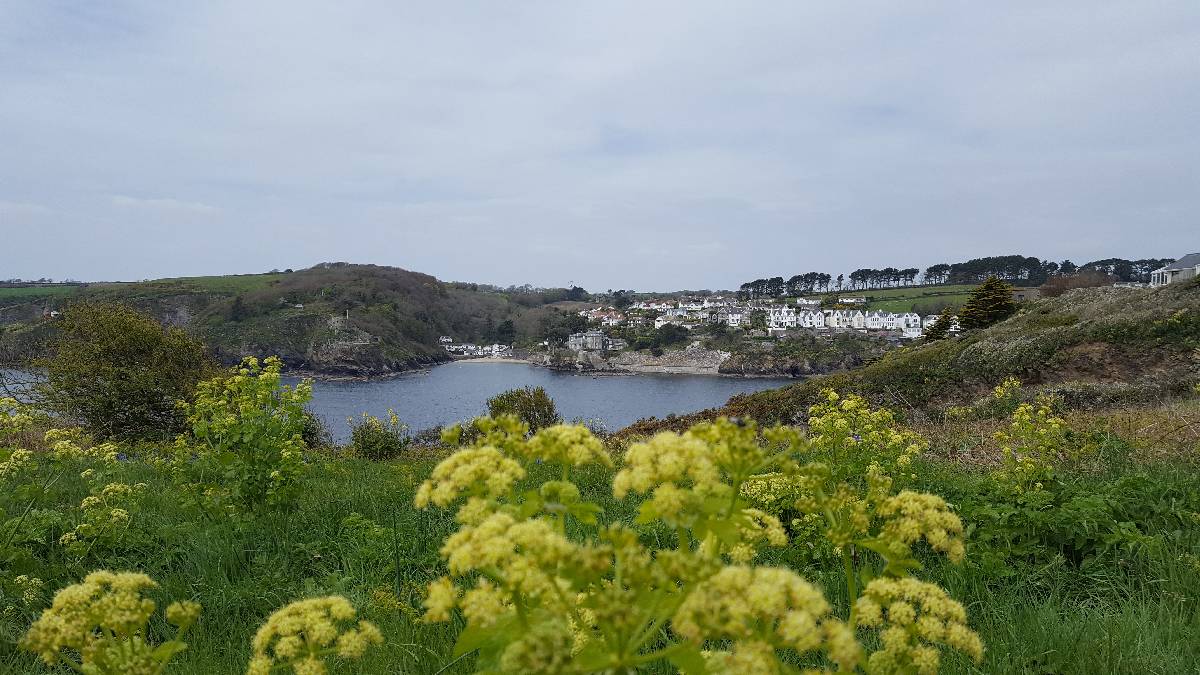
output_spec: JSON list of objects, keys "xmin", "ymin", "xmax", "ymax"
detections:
[{"xmin": 286, "ymin": 354, "xmax": 801, "ymax": 382}]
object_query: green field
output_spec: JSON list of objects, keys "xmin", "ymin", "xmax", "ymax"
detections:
[
  {"xmin": 0, "ymin": 285, "xmax": 84, "ymax": 301},
  {"xmin": 852, "ymin": 284, "xmax": 979, "ymax": 313}
]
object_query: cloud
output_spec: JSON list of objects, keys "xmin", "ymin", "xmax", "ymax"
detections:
[
  {"xmin": 110, "ymin": 195, "xmax": 221, "ymax": 216},
  {"xmin": 0, "ymin": 1, "xmax": 1197, "ymax": 288}
]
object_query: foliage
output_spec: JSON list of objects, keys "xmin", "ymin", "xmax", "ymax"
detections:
[
  {"xmin": 19, "ymin": 570, "xmax": 200, "ymax": 674},
  {"xmin": 34, "ymin": 303, "xmax": 217, "ymax": 440},
  {"xmin": 1039, "ymin": 271, "xmax": 1118, "ymax": 297},
  {"xmin": 959, "ymin": 277, "xmax": 1017, "ymax": 330},
  {"xmin": 415, "ymin": 396, "xmax": 982, "ymax": 673},
  {"xmin": 247, "ymin": 596, "xmax": 383, "ymax": 675},
  {"xmin": 172, "ymin": 356, "xmax": 312, "ymax": 515},
  {"xmin": 349, "ymin": 409, "xmax": 411, "ymax": 460},
  {"xmin": 923, "ymin": 308, "xmax": 953, "ymax": 342},
  {"xmin": 486, "ymin": 386, "xmax": 560, "ymax": 433}
]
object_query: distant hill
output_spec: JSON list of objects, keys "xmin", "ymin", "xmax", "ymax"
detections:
[
  {"xmin": 0, "ymin": 264, "xmax": 588, "ymax": 376},
  {"xmin": 619, "ymin": 279, "xmax": 1200, "ymax": 435}
]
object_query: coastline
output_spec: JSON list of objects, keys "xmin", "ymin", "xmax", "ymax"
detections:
[{"xmin": 286, "ymin": 354, "xmax": 800, "ymax": 382}]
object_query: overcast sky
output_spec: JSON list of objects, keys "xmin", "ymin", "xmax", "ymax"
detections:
[{"xmin": 1, "ymin": 2, "xmax": 1197, "ymax": 290}]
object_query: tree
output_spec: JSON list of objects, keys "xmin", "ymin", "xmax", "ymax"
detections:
[
  {"xmin": 924, "ymin": 308, "xmax": 953, "ymax": 341},
  {"xmin": 959, "ymin": 277, "xmax": 1017, "ymax": 330},
  {"xmin": 923, "ymin": 264, "xmax": 951, "ymax": 285},
  {"xmin": 1059, "ymin": 259, "xmax": 1078, "ymax": 276},
  {"xmin": 566, "ymin": 286, "xmax": 588, "ymax": 302},
  {"xmin": 495, "ymin": 319, "xmax": 516, "ymax": 345},
  {"xmin": 486, "ymin": 386, "xmax": 560, "ymax": 432},
  {"xmin": 35, "ymin": 303, "xmax": 218, "ymax": 439}
]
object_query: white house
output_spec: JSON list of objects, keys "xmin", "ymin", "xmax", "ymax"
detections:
[
  {"xmin": 902, "ymin": 312, "xmax": 922, "ymax": 329},
  {"xmin": 798, "ymin": 310, "xmax": 825, "ymax": 329},
  {"xmin": 849, "ymin": 311, "xmax": 866, "ymax": 329},
  {"xmin": 1150, "ymin": 253, "xmax": 1200, "ymax": 287},
  {"xmin": 768, "ymin": 306, "xmax": 798, "ymax": 329},
  {"xmin": 865, "ymin": 311, "xmax": 886, "ymax": 330}
]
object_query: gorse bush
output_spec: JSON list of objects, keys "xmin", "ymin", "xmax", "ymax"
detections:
[
  {"xmin": 172, "ymin": 356, "xmax": 312, "ymax": 516},
  {"xmin": 349, "ymin": 410, "xmax": 411, "ymax": 460},
  {"xmin": 485, "ymin": 386, "xmax": 560, "ymax": 432},
  {"xmin": 416, "ymin": 394, "xmax": 982, "ymax": 673}
]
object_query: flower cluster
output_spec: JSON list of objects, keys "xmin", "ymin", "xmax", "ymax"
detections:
[
  {"xmin": 248, "ymin": 596, "xmax": 382, "ymax": 675},
  {"xmin": 876, "ymin": 491, "xmax": 967, "ymax": 564},
  {"xmin": 807, "ymin": 390, "xmax": 925, "ymax": 482},
  {"xmin": 58, "ymin": 482, "xmax": 148, "ymax": 555},
  {"xmin": 0, "ymin": 397, "xmax": 34, "ymax": 444},
  {"xmin": 855, "ymin": 577, "xmax": 984, "ymax": 673},
  {"xmin": 674, "ymin": 565, "xmax": 859, "ymax": 671},
  {"xmin": 414, "ymin": 447, "xmax": 525, "ymax": 508},
  {"xmin": 993, "ymin": 397, "xmax": 1067, "ymax": 492},
  {"xmin": 419, "ymin": 409, "xmax": 979, "ymax": 674},
  {"xmin": 524, "ymin": 424, "xmax": 613, "ymax": 468},
  {"xmin": 20, "ymin": 570, "xmax": 199, "ymax": 674}
]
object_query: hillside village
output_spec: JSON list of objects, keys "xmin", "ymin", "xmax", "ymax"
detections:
[{"xmin": 568, "ymin": 295, "xmax": 960, "ymax": 351}]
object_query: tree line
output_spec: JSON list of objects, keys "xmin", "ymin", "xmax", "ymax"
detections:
[{"xmin": 739, "ymin": 254, "xmax": 1174, "ymax": 297}]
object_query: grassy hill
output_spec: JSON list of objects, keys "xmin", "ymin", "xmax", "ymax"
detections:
[
  {"xmin": 0, "ymin": 265, "xmax": 589, "ymax": 376},
  {"xmin": 620, "ymin": 279, "xmax": 1200, "ymax": 434}
]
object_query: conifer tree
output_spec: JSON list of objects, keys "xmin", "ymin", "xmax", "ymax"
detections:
[
  {"xmin": 959, "ymin": 276, "xmax": 1017, "ymax": 329},
  {"xmin": 924, "ymin": 307, "xmax": 953, "ymax": 341}
]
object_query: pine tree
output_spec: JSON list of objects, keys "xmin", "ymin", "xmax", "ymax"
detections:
[
  {"xmin": 959, "ymin": 276, "xmax": 1016, "ymax": 330},
  {"xmin": 924, "ymin": 307, "xmax": 953, "ymax": 341}
]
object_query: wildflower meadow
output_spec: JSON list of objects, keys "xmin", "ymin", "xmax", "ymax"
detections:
[{"xmin": 1, "ymin": 359, "xmax": 1198, "ymax": 673}]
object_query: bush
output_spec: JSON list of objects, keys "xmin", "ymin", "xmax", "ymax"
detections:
[
  {"xmin": 349, "ymin": 410, "xmax": 411, "ymax": 460},
  {"xmin": 486, "ymin": 386, "xmax": 560, "ymax": 432},
  {"xmin": 35, "ymin": 303, "xmax": 218, "ymax": 440},
  {"xmin": 173, "ymin": 356, "xmax": 311, "ymax": 514}
]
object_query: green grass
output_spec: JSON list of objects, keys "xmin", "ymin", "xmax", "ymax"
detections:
[
  {"xmin": 2, "ymin": 438, "xmax": 1197, "ymax": 674},
  {"xmin": 0, "ymin": 286, "xmax": 84, "ymax": 301}
]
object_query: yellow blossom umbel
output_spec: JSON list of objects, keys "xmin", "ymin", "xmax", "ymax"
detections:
[
  {"xmin": 248, "ymin": 596, "xmax": 382, "ymax": 675},
  {"xmin": 674, "ymin": 565, "xmax": 860, "ymax": 671},
  {"xmin": 855, "ymin": 577, "xmax": 984, "ymax": 674},
  {"xmin": 20, "ymin": 570, "xmax": 199, "ymax": 675},
  {"xmin": 414, "ymin": 446, "xmax": 525, "ymax": 508}
]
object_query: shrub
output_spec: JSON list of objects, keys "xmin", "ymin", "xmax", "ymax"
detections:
[
  {"xmin": 35, "ymin": 303, "xmax": 218, "ymax": 440},
  {"xmin": 349, "ymin": 409, "xmax": 411, "ymax": 460},
  {"xmin": 173, "ymin": 356, "xmax": 312, "ymax": 515},
  {"xmin": 486, "ymin": 386, "xmax": 559, "ymax": 432}
]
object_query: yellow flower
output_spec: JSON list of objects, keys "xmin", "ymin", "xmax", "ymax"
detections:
[
  {"xmin": 249, "ymin": 596, "xmax": 381, "ymax": 674},
  {"xmin": 20, "ymin": 570, "xmax": 194, "ymax": 673},
  {"xmin": 526, "ymin": 424, "xmax": 613, "ymax": 467},
  {"xmin": 422, "ymin": 577, "xmax": 459, "ymax": 622},
  {"xmin": 414, "ymin": 446, "xmax": 525, "ymax": 508},
  {"xmin": 674, "ymin": 565, "xmax": 859, "ymax": 671},
  {"xmin": 856, "ymin": 577, "xmax": 983, "ymax": 672}
]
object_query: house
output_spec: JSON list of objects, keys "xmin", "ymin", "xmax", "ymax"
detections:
[
  {"xmin": 795, "ymin": 297, "xmax": 821, "ymax": 309},
  {"xmin": 865, "ymin": 311, "xmax": 886, "ymax": 330},
  {"xmin": 838, "ymin": 297, "xmax": 867, "ymax": 305},
  {"xmin": 901, "ymin": 312, "xmax": 922, "ymax": 329},
  {"xmin": 438, "ymin": 336, "xmax": 454, "ymax": 344},
  {"xmin": 902, "ymin": 326, "xmax": 923, "ymax": 339},
  {"xmin": 568, "ymin": 331, "xmax": 613, "ymax": 351},
  {"xmin": 849, "ymin": 311, "xmax": 866, "ymax": 329},
  {"xmin": 798, "ymin": 310, "xmax": 825, "ymax": 329},
  {"xmin": 1012, "ymin": 288, "xmax": 1040, "ymax": 302},
  {"xmin": 1150, "ymin": 253, "xmax": 1200, "ymax": 287}
]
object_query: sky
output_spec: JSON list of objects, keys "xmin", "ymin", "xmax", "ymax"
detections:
[{"xmin": 1, "ymin": 2, "xmax": 1197, "ymax": 291}]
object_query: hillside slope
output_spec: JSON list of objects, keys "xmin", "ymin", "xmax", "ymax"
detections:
[
  {"xmin": 0, "ymin": 264, "xmax": 582, "ymax": 376},
  {"xmin": 619, "ymin": 280, "xmax": 1200, "ymax": 434}
]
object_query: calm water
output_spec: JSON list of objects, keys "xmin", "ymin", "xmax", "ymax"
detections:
[{"xmin": 289, "ymin": 362, "xmax": 791, "ymax": 442}]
